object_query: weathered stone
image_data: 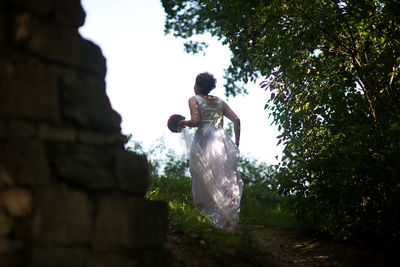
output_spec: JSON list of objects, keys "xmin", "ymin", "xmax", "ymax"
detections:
[
  {"xmin": 0, "ymin": 9, "xmax": 6, "ymax": 52},
  {"xmin": 60, "ymin": 70, "xmax": 121, "ymax": 131},
  {"xmin": 8, "ymin": 120, "xmax": 36, "ymax": 138},
  {"xmin": 28, "ymin": 20, "xmax": 79, "ymax": 65},
  {"xmin": 10, "ymin": 0, "xmax": 55, "ymax": 15},
  {"xmin": 0, "ymin": 238, "xmax": 23, "ymax": 254},
  {"xmin": 0, "ymin": 254, "xmax": 24, "ymax": 267},
  {"xmin": 51, "ymin": 144, "xmax": 115, "ymax": 189},
  {"xmin": 93, "ymin": 195, "xmax": 167, "ymax": 250},
  {"xmin": 38, "ymin": 124, "xmax": 76, "ymax": 142},
  {"xmin": 0, "ymin": 194, "xmax": 4, "ymax": 210},
  {"xmin": 54, "ymin": 0, "xmax": 86, "ymax": 28},
  {"xmin": 0, "ymin": 60, "xmax": 59, "ymax": 121},
  {"xmin": 0, "ymin": 253, "xmax": 24, "ymax": 267},
  {"xmin": 0, "ymin": 141, "xmax": 50, "ymax": 186},
  {"xmin": 1, "ymin": 188, "xmax": 32, "ymax": 217},
  {"xmin": 78, "ymin": 132, "xmax": 127, "ymax": 145},
  {"xmin": 0, "ymin": 121, "xmax": 7, "ymax": 138},
  {"xmin": 14, "ymin": 12, "xmax": 31, "ymax": 44},
  {"xmin": 78, "ymin": 38, "xmax": 107, "ymax": 77},
  {"xmin": 25, "ymin": 19, "xmax": 106, "ymax": 75},
  {"xmin": 139, "ymin": 248, "xmax": 173, "ymax": 267},
  {"xmin": 129, "ymin": 199, "xmax": 168, "ymax": 248},
  {"xmin": 77, "ymin": 130, "xmax": 107, "ymax": 144},
  {"xmin": 92, "ymin": 194, "xmax": 132, "ymax": 250},
  {"xmin": 115, "ymin": 149, "xmax": 149, "ymax": 194},
  {"xmin": 30, "ymin": 247, "xmax": 88, "ymax": 267},
  {"xmin": 13, "ymin": 219, "xmax": 31, "ymax": 239},
  {"xmin": 0, "ymin": 0, "xmax": 171, "ymax": 264},
  {"xmin": 0, "ymin": 213, "xmax": 14, "ymax": 236},
  {"xmin": 106, "ymin": 133, "xmax": 128, "ymax": 145},
  {"xmin": 0, "ymin": 164, "xmax": 14, "ymax": 188},
  {"xmin": 87, "ymin": 253, "xmax": 139, "ymax": 267},
  {"xmin": 33, "ymin": 189, "xmax": 92, "ymax": 245}
]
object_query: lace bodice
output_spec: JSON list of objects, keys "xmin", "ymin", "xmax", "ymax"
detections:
[{"xmin": 194, "ymin": 95, "xmax": 224, "ymax": 128}]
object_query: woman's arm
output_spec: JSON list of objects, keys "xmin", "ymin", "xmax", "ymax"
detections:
[
  {"xmin": 223, "ymin": 101, "xmax": 240, "ymax": 147},
  {"xmin": 178, "ymin": 97, "xmax": 200, "ymax": 128}
]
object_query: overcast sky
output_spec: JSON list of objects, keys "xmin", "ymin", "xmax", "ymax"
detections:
[{"xmin": 79, "ymin": 0, "xmax": 282, "ymax": 164}]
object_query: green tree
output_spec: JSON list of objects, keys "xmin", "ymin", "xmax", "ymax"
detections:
[{"xmin": 161, "ymin": 0, "xmax": 400, "ymax": 245}]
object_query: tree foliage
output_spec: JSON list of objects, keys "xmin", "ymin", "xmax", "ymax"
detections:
[{"xmin": 161, "ymin": 0, "xmax": 400, "ymax": 245}]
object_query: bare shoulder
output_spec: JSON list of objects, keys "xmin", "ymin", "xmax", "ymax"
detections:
[
  {"xmin": 221, "ymin": 99, "xmax": 230, "ymax": 108},
  {"xmin": 189, "ymin": 96, "xmax": 198, "ymax": 103},
  {"xmin": 188, "ymin": 96, "xmax": 199, "ymax": 107}
]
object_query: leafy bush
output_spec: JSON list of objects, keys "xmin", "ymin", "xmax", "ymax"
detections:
[
  {"xmin": 161, "ymin": 0, "xmax": 400, "ymax": 250},
  {"xmin": 127, "ymin": 136, "xmax": 279, "ymax": 264},
  {"xmin": 128, "ymin": 134, "xmax": 300, "ymax": 228},
  {"xmin": 238, "ymin": 156, "xmax": 303, "ymax": 228}
]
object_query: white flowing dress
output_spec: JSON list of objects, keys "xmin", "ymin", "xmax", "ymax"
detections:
[{"xmin": 188, "ymin": 95, "xmax": 243, "ymax": 228}]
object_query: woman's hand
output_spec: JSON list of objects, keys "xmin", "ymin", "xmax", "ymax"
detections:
[{"xmin": 177, "ymin": 120, "xmax": 186, "ymax": 129}]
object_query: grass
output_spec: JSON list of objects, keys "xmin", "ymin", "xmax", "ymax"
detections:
[
  {"xmin": 239, "ymin": 185, "xmax": 306, "ymax": 229},
  {"xmin": 240, "ymin": 200, "xmax": 300, "ymax": 227},
  {"xmin": 145, "ymin": 175, "xmax": 305, "ymax": 266}
]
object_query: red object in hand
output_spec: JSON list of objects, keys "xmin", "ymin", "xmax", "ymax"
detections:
[{"xmin": 167, "ymin": 114, "xmax": 186, "ymax": 133}]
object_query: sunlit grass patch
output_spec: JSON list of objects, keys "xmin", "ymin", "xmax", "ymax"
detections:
[{"xmin": 146, "ymin": 175, "xmax": 277, "ymax": 266}]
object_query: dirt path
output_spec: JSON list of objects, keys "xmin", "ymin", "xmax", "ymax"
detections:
[
  {"xmin": 166, "ymin": 225, "xmax": 388, "ymax": 267},
  {"xmin": 250, "ymin": 225, "xmax": 385, "ymax": 266}
]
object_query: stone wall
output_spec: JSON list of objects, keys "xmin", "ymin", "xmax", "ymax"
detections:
[{"xmin": 0, "ymin": 1, "xmax": 170, "ymax": 266}]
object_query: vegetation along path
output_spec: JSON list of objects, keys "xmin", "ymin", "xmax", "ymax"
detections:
[
  {"xmin": 166, "ymin": 224, "xmax": 386, "ymax": 267},
  {"xmin": 136, "ymin": 143, "xmax": 393, "ymax": 267},
  {"xmin": 159, "ymin": 2, "xmax": 400, "ymax": 265}
]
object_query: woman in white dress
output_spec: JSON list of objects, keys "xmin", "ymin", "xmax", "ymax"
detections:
[{"xmin": 178, "ymin": 72, "xmax": 243, "ymax": 230}]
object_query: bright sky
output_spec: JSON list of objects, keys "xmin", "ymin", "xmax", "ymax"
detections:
[{"xmin": 79, "ymin": 0, "xmax": 282, "ymax": 164}]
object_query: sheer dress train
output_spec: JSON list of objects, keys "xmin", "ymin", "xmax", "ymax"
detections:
[{"xmin": 186, "ymin": 95, "xmax": 243, "ymax": 228}]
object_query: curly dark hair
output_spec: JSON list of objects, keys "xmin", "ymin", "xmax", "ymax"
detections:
[{"xmin": 195, "ymin": 72, "xmax": 217, "ymax": 95}]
